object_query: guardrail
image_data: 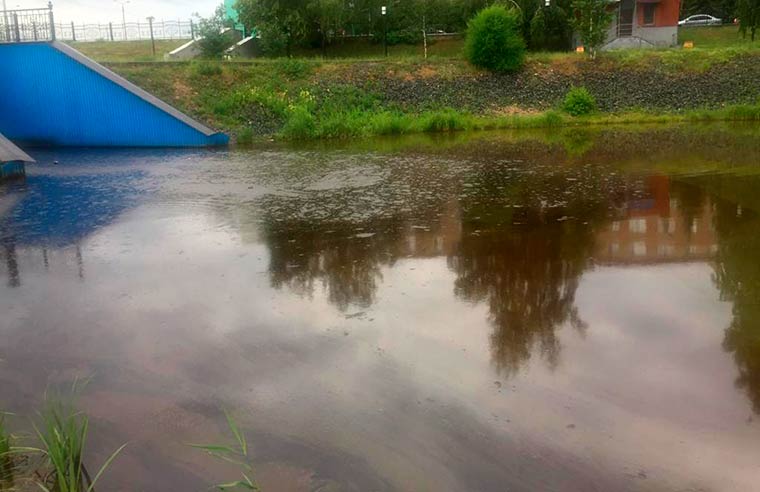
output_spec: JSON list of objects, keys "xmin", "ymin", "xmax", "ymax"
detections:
[{"xmin": 0, "ymin": 4, "xmax": 55, "ymax": 43}]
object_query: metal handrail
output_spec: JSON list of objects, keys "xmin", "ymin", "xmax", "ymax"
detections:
[{"xmin": 0, "ymin": 2, "xmax": 55, "ymax": 44}]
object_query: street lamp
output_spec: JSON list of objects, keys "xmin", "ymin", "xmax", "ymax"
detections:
[
  {"xmin": 381, "ymin": 5, "xmax": 387, "ymax": 57},
  {"xmin": 114, "ymin": 0, "xmax": 129, "ymax": 40}
]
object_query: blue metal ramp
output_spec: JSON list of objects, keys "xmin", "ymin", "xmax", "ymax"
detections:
[
  {"xmin": 0, "ymin": 41, "xmax": 228, "ymax": 147},
  {"xmin": 0, "ymin": 132, "xmax": 33, "ymax": 180}
]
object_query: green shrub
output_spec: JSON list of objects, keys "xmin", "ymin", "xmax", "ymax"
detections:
[
  {"xmin": 562, "ymin": 87, "xmax": 597, "ymax": 116},
  {"xmin": 464, "ymin": 5, "xmax": 526, "ymax": 73},
  {"xmin": 194, "ymin": 5, "xmax": 233, "ymax": 59}
]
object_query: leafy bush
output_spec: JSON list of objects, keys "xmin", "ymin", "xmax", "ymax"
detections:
[
  {"xmin": 464, "ymin": 5, "xmax": 526, "ymax": 73},
  {"xmin": 530, "ymin": 5, "xmax": 572, "ymax": 51},
  {"xmin": 194, "ymin": 4, "xmax": 233, "ymax": 59},
  {"xmin": 562, "ymin": 87, "xmax": 597, "ymax": 116}
]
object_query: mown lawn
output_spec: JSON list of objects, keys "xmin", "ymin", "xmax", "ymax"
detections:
[
  {"xmin": 66, "ymin": 40, "xmax": 187, "ymax": 61},
  {"xmin": 677, "ymin": 24, "xmax": 753, "ymax": 47}
]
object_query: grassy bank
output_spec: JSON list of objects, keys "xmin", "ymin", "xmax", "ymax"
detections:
[
  {"xmin": 105, "ymin": 44, "xmax": 760, "ymax": 142},
  {"xmin": 274, "ymin": 104, "xmax": 760, "ymax": 140}
]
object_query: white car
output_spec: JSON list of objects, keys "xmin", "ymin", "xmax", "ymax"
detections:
[{"xmin": 679, "ymin": 14, "xmax": 723, "ymax": 26}]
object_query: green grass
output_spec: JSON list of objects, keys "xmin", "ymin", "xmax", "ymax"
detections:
[
  {"xmin": 678, "ymin": 24, "xmax": 753, "ymax": 48},
  {"xmin": 33, "ymin": 398, "xmax": 126, "ymax": 492},
  {"xmin": 601, "ymin": 43, "xmax": 759, "ymax": 72},
  {"xmin": 66, "ymin": 40, "xmax": 187, "ymax": 62},
  {"xmin": 10, "ymin": 384, "xmax": 128, "ymax": 492},
  {"xmin": 273, "ymin": 103, "xmax": 760, "ymax": 140},
  {"xmin": 189, "ymin": 410, "xmax": 259, "ymax": 491}
]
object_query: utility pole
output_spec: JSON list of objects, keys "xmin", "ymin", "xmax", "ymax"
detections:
[
  {"xmin": 381, "ymin": 5, "xmax": 387, "ymax": 57},
  {"xmin": 114, "ymin": 0, "xmax": 129, "ymax": 40},
  {"xmin": 146, "ymin": 16, "xmax": 155, "ymax": 56}
]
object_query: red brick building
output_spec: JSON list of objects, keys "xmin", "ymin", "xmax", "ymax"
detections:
[{"xmin": 603, "ymin": 0, "xmax": 682, "ymax": 48}]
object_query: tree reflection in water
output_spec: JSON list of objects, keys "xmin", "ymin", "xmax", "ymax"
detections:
[
  {"xmin": 265, "ymin": 220, "xmax": 404, "ymax": 311},
  {"xmin": 256, "ymin": 130, "xmax": 760, "ymax": 400},
  {"xmin": 448, "ymin": 167, "xmax": 622, "ymax": 376},
  {"xmin": 708, "ymin": 176, "xmax": 760, "ymax": 414}
]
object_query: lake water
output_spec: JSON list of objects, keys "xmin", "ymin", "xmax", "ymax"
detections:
[{"xmin": 2, "ymin": 125, "xmax": 760, "ymax": 491}]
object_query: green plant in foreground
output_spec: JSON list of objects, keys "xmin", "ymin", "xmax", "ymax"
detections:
[
  {"xmin": 464, "ymin": 5, "xmax": 526, "ymax": 73},
  {"xmin": 189, "ymin": 410, "xmax": 258, "ymax": 491},
  {"xmin": 22, "ymin": 385, "xmax": 127, "ymax": 492},
  {"xmin": 0, "ymin": 413, "xmax": 17, "ymax": 487},
  {"xmin": 562, "ymin": 86, "xmax": 597, "ymax": 116}
]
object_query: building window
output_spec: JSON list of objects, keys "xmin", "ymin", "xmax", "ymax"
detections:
[
  {"xmin": 633, "ymin": 241, "xmax": 647, "ymax": 257},
  {"xmin": 643, "ymin": 4, "xmax": 656, "ymax": 26},
  {"xmin": 629, "ymin": 218, "xmax": 647, "ymax": 233}
]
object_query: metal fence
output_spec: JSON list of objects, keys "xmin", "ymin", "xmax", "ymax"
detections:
[
  {"xmin": 0, "ymin": 6, "xmax": 55, "ymax": 43},
  {"xmin": 0, "ymin": 3, "xmax": 194, "ymax": 44},
  {"xmin": 55, "ymin": 20, "xmax": 195, "ymax": 43}
]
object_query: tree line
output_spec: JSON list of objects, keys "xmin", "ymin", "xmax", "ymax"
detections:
[
  {"xmin": 195, "ymin": 0, "xmax": 759, "ymax": 59},
  {"xmin": 229, "ymin": 0, "xmax": 578, "ymax": 56}
]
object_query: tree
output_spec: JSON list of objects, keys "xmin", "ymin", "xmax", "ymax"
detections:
[
  {"xmin": 464, "ymin": 5, "xmax": 526, "ymax": 72},
  {"xmin": 738, "ymin": 0, "xmax": 760, "ymax": 41},
  {"xmin": 236, "ymin": 0, "xmax": 309, "ymax": 56},
  {"xmin": 514, "ymin": 0, "xmax": 541, "ymax": 47},
  {"xmin": 570, "ymin": 0, "xmax": 613, "ymax": 57},
  {"xmin": 195, "ymin": 4, "xmax": 233, "ymax": 59},
  {"xmin": 308, "ymin": 0, "xmax": 345, "ymax": 55},
  {"xmin": 530, "ymin": 4, "xmax": 572, "ymax": 51}
]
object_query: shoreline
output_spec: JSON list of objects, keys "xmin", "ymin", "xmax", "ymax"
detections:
[{"xmin": 106, "ymin": 48, "xmax": 760, "ymax": 143}]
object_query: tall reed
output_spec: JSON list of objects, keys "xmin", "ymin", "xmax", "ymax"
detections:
[
  {"xmin": 29, "ymin": 384, "xmax": 126, "ymax": 492},
  {"xmin": 189, "ymin": 410, "xmax": 258, "ymax": 490}
]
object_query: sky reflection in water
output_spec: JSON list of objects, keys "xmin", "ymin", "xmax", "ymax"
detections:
[{"xmin": 1, "ymin": 126, "xmax": 760, "ymax": 492}]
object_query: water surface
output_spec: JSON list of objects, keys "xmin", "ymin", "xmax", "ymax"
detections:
[{"xmin": 2, "ymin": 125, "xmax": 760, "ymax": 491}]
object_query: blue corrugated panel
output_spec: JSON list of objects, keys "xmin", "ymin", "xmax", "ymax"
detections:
[{"xmin": 0, "ymin": 42, "xmax": 228, "ymax": 147}]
